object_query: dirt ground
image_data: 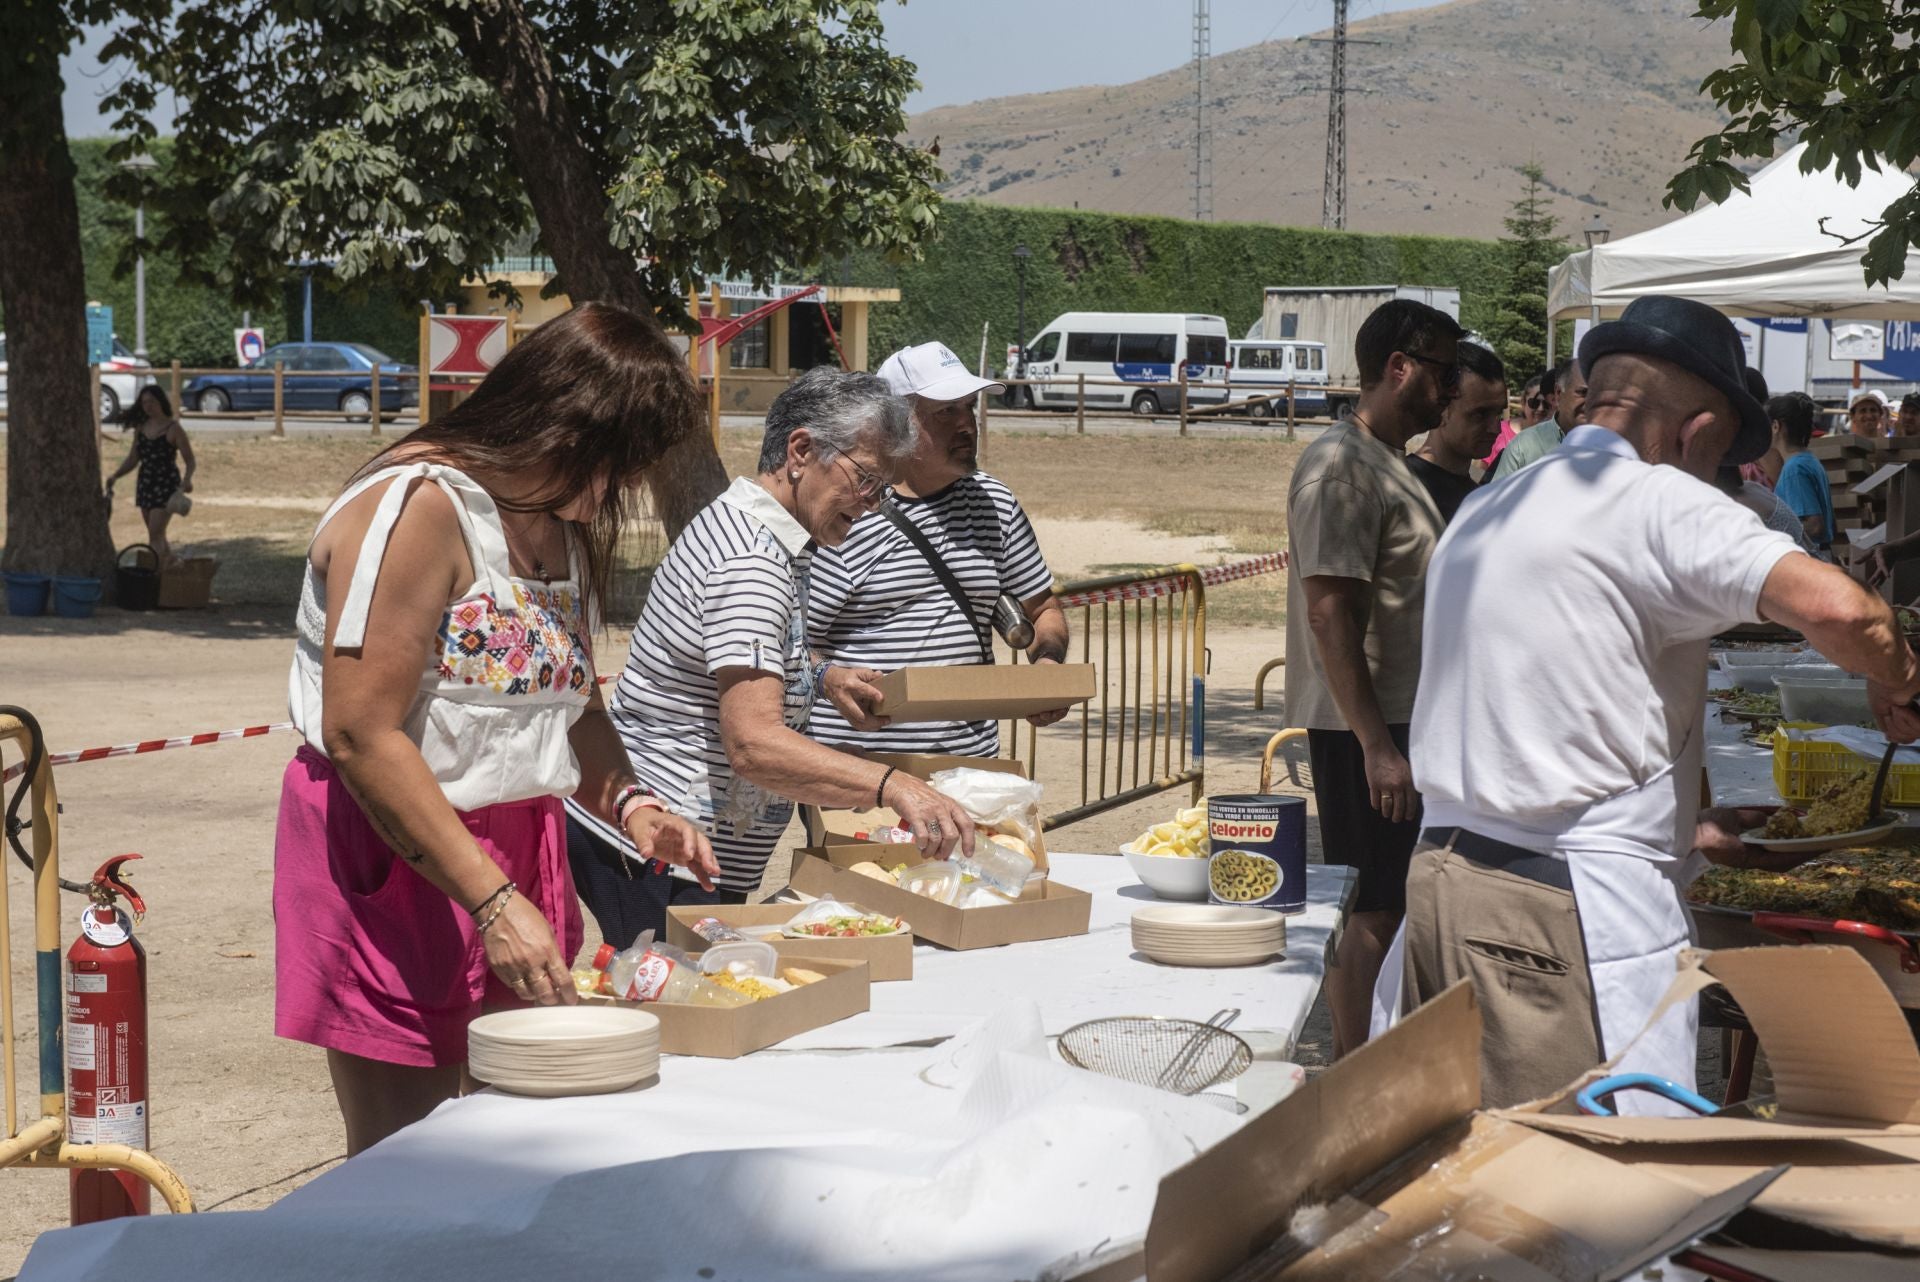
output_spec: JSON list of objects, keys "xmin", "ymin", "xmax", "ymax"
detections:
[{"xmin": 0, "ymin": 426, "xmax": 1314, "ymax": 1273}]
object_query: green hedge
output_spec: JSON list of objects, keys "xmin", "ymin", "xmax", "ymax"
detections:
[
  {"xmin": 847, "ymin": 202, "xmax": 1506, "ymax": 370},
  {"xmin": 0, "ymin": 139, "xmax": 423, "ymax": 369},
  {"xmin": 31, "ymin": 142, "xmax": 1505, "ymax": 375}
]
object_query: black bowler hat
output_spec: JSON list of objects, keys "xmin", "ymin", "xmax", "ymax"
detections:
[{"xmin": 1579, "ymin": 296, "xmax": 1771, "ymax": 465}]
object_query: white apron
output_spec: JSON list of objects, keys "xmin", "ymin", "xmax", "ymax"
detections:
[{"xmin": 1372, "ymin": 723, "xmax": 1706, "ymax": 1119}]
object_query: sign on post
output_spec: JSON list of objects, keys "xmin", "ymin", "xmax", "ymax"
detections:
[
  {"xmin": 1830, "ymin": 321, "xmax": 1886, "ymax": 362},
  {"xmin": 233, "ymin": 328, "xmax": 266, "ymax": 366},
  {"xmin": 85, "ymin": 304, "xmax": 114, "ymax": 365},
  {"xmin": 427, "ymin": 315, "xmax": 509, "ymax": 378}
]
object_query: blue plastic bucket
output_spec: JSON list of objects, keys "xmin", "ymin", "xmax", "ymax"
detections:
[
  {"xmin": 4, "ymin": 572, "xmax": 50, "ymax": 617},
  {"xmin": 51, "ymin": 575, "xmax": 103, "ymax": 620}
]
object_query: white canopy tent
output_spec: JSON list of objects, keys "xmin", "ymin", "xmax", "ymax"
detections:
[{"xmin": 1545, "ymin": 145, "xmax": 1920, "ymax": 363}]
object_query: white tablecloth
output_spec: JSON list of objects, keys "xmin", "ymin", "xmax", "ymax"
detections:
[
  {"xmin": 20, "ymin": 857, "xmax": 1351, "ymax": 1282},
  {"xmin": 779, "ymin": 854, "xmax": 1353, "ymax": 1054}
]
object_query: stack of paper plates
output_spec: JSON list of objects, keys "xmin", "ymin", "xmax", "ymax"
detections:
[
  {"xmin": 1131, "ymin": 904, "xmax": 1285, "ymax": 967},
  {"xmin": 468, "ymin": 1006, "xmax": 661, "ymax": 1097}
]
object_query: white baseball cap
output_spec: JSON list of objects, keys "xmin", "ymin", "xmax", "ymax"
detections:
[
  {"xmin": 877, "ymin": 342, "xmax": 1004, "ymax": 402},
  {"xmin": 1850, "ymin": 388, "xmax": 1891, "ymax": 411}
]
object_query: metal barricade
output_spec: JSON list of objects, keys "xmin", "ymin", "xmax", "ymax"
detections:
[
  {"xmin": 0, "ymin": 709, "xmax": 193, "ymax": 1214},
  {"xmin": 1001, "ymin": 564, "xmax": 1207, "ymax": 831}
]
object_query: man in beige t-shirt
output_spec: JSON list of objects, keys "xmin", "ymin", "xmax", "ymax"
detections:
[{"xmin": 1284, "ymin": 297, "xmax": 1457, "ymax": 1057}]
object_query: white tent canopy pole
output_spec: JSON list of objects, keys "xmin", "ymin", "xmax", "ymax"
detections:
[{"xmin": 1546, "ymin": 144, "xmax": 1920, "ymax": 323}]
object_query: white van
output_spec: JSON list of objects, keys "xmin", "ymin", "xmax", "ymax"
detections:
[
  {"xmin": 1017, "ymin": 312, "xmax": 1230, "ymax": 415},
  {"xmin": 1227, "ymin": 339, "xmax": 1330, "ymax": 418}
]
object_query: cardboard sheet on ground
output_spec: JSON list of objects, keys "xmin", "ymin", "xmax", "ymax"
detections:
[
  {"xmin": 1139, "ymin": 947, "xmax": 1920, "ymax": 1282},
  {"xmin": 21, "ymin": 1010, "xmax": 1245, "ymax": 1282}
]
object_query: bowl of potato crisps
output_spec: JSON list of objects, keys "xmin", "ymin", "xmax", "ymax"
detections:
[{"xmin": 1121, "ymin": 803, "xmax": 1212, "ymax": 900}]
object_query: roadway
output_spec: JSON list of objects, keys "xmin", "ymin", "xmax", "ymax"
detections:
[{"xmin": 153, "ymin": 409, "xmax": 1335, "ymax": 439}]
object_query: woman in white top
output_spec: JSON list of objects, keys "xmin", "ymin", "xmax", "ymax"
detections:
[
  {"xmin": 566, "ymin": 368, "xmax": 979, "ymax": 947},
  {"xmin": 275, "ymin": 303, "xmax": 717, "ymax": 1155}
]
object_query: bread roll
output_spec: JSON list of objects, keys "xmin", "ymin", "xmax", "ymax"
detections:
[{"xmin": 989, "ymin": 832, "xmax": 1035, "ymax": 862}]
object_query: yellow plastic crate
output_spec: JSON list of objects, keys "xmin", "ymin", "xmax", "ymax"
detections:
[{"xmin": 1772, "ymin": 722, "xmax": 1920, "ymax": 804}]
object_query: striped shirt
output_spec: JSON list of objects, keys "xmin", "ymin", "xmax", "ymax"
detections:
[
  {"xmin": 564, "ymin": 477, "xmax": 817, "ymax": 894},
  {"xmin": 807, "ymin": 472, "xmax": 1054, "ymax": 756}
]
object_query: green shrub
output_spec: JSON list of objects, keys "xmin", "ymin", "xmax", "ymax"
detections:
[{"xmin": 845, "ymin": 202, "xmax": 1504, "ymax": 367}]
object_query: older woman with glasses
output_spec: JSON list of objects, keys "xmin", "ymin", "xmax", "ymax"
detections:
[{"xmin": 565, "ymin": 367, "xmax": 978, "ymax": 946}]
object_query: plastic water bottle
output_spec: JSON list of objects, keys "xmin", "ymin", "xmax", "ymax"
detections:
[
  {"xmin": 952, "ymin": 839, "xmax": 1034, "ymax": 897},
  {"xmin": 688, "ymin": 917, "xmax": 750, "ymax": 943},
  {"xmin": 592, "ymin": 934, "xmax": 752, "ymax": 1008},
  {"xmin": 861, "ymin": 825, "xmax": 1034, "ymax": 897}
]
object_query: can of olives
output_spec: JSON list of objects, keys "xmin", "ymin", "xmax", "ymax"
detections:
[{"xmin": 1207, "ymin": 794, "xmax": 1307, "ymax": 914}]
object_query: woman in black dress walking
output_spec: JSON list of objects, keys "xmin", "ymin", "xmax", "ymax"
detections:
[{"xmin": 105, "ymin": 386, "xmax": 196, "ymax": 564}]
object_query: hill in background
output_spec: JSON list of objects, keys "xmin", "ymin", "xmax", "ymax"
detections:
[{"xmin": 906, "ymin": 0, "xmax": 1730, "ymax": 241}]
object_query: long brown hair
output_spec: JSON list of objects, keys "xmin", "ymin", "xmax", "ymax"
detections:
[{"xmin": 360, "ymin": 302, "xmax": 700, "ymax": 619}]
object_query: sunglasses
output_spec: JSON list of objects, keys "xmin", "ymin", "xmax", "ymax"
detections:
[
  {"xmin": 835, "ymin": 454, "xmax": 887, "ymax": 503},
  {"xmin": 1401, "ymin": 350, "xmax": 1462, "ymax": 390},
  {"xmin": 1525, "ymin": 396, "xmax": 1546, "ymax": 411}
]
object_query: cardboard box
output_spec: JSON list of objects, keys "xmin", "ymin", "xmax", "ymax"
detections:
[
  {"xmin": 583, "ymin": 954, "xmax": 869, "ymax": 1058},
  {"xmin": 789, "ymin": 848, "xmax": 1091, "ymax": 950},
  {"xmin": 804, "ymin": 751, "xmax": 1051, "ymax": 870},
  {"xmin": 1506, "ymin": 946, "xmax": 1920, "ymax": 1256},
  {"xmin": 664, "ymin": 903, "xmax": 915, "ymax": 982},
  {"xmin": 1140, "ymin": 946, "xmax": 1920, "ymax": 1282},
  {"xmin": 158, "ymin": 556, "xmax": 218, "ymax": 609},
  {"xmin": 873, "ymin": 663, "xmax": 1095, "ymax": 722}
]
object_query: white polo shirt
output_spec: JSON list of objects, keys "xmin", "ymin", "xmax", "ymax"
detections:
[{"xmin": 1412, "ymin": 425, "xmax": 1802, "ymax": 863}]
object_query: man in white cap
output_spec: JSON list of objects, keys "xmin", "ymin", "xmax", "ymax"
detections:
[
  {"xmin": 1849, "ymin": 387, "xmax": 1889, "ymax": 439},
  {"xmin": 807, "ymin": 343, "xmax": 1070, "ymax": 757}
]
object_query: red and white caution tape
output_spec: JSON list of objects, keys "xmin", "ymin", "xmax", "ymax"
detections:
[
  {"xmin": 2, "ymin": 722, "xmax": 293, "ymax": 783},
  {"xmin": 9, "ymin": 559, "xmax": 1293, "ymax": 781},
  {"xmin": 1058, "ymin": 553, "xmax": 1287, "ymax": 608},
  {"xmin": 1198, "ymin": 552, "xmax": 1288, "ymax": 587}
]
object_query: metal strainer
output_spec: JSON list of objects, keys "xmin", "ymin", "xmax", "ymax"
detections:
[{"xmin": 1057, "ymin": 1008, "xmax": 1251, "ymax": 1096}]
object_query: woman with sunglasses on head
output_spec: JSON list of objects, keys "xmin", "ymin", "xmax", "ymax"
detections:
[
  {"xmin": 275, "ymin": 303, "xmax": 716, "ymax": 1156},
  {"xmin": 565, "ymin": 367, "xmax": 978, "ymax": 948}
]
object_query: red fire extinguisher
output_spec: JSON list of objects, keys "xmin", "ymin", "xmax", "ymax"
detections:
[{"xmin": 66, "ymin": 854, "xmax": 151, "ymax": 1223}]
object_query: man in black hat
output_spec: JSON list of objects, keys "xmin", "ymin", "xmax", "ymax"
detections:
[{"xmin": 1384, "ymin": 295, "xmax": 1920, "ymax": 1112}]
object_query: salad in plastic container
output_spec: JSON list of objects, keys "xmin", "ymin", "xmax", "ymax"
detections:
[{"xmin": 780, "ymin": 899, "xmax": 911, "ymax": 938}]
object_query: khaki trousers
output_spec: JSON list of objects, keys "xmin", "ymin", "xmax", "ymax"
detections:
[{"xmin": 1402, "ymin": 840, "xmax": 1603, "ymax": 1108}]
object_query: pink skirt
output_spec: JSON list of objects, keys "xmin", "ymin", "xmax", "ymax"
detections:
[{"xmin": 273, "ymin": 746, "xmax": 584, "ymax": 1068}]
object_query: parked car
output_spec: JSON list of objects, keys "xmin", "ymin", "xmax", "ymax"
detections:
[
  {"xmin": 1228, "ymin": 339, "xmax": 1330, "ymax": 418},
  {"xmin": 0, "ymin": 333, "xmax": 157, "ymax": 422},
  {"xmin": 1016, "ymin": 312, "xmax": 1231, "ymax": 415},
  {"xmin": 183, "ymin": 342, "xmax": 418, "ymax": 420}
]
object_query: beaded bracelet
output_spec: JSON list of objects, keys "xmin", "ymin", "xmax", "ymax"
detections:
[
  {"xmin": 475, "ymin": 881, "xmax": 517, "ymax": 935},
  {"xmin": 875, "ymin": 765, "xmax": 897, "ymax": 810},
  {"xmin": 613, "ymin": 782, "xmax": 663, "ymax": 826}
]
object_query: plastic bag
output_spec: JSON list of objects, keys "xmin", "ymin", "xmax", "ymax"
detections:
[
  {"xmin": 955, "ymin": 883, "xmax": 1017, "ymax": 909},
  {"xmin": 927, "ymin": 767, "xmax": 1044, "ymax": 843},
  {"xmin": 779, "ymin": 898, "xmax": 910, "ymax": 938},
  {"xmin": 897, "ymin": 862, "xmax": 963, "ymax": 905}
]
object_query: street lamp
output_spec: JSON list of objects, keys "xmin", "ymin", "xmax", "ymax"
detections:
[
  {"xmin": 120, "ymin": 153, "xmax": 159, "ymax": 362},
  {"xmin": 1012, "ymin": 243, "xmax": 1031, "ymax": 380},
  {"xmin": 1583, "ymin": 213, "xmax": 1612, "ymax": 330}
]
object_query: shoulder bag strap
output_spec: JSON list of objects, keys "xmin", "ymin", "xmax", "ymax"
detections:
[{"xmin": 881, "ymin": 500, "xmax": 992, "ymax": 663}]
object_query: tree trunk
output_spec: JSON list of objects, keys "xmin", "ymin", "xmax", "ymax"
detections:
[
  {"xmin": 447, "ymin": 0, "xmax": 728, "ymax": 541},
  {"xmin": 0, "ymin": 33, "xmax": 114, "ymax": 580}
]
